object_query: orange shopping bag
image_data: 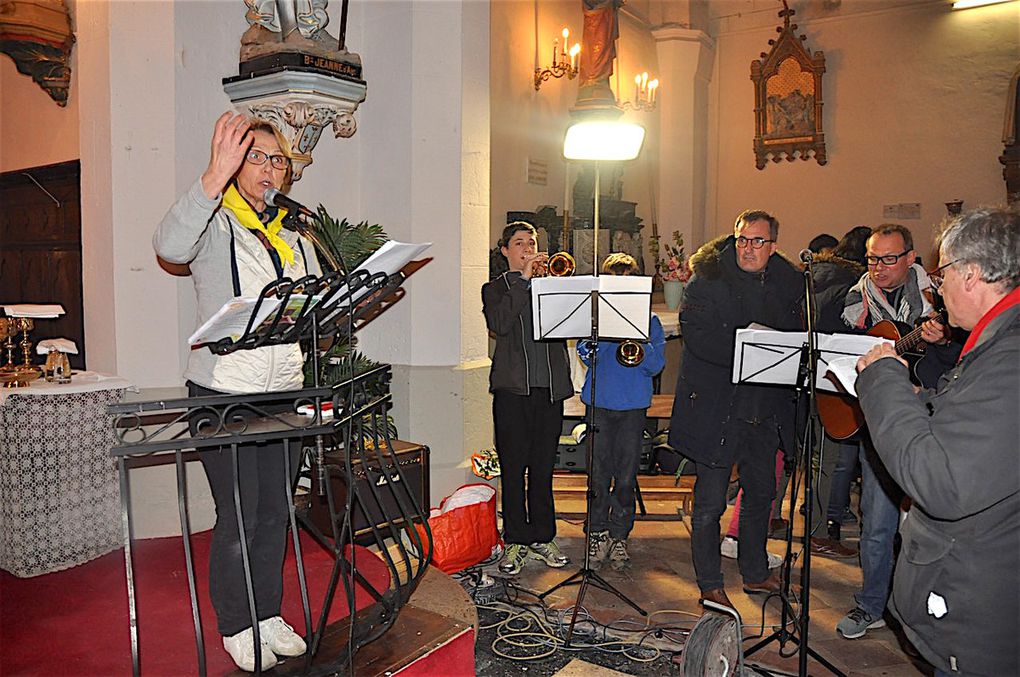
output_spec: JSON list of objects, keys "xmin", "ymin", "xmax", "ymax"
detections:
[{"xmin": 416, "ymin": 484, "xmax": 500, "ymax": 574}]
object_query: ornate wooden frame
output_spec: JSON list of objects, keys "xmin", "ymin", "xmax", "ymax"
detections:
[{"xmin": 751, "ymin": 2, "xmax": 826, "ymax": 169}]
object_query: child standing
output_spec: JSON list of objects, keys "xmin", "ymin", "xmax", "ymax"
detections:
[
  {"xmin": 482, "ymin": 222, "xmax": 574, "ymax": 575},
  {"xmin": 578, "ymin": 253, "xmax": 666, "ymax": 570}
]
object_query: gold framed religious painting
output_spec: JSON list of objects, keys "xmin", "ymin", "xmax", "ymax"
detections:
[{"xmin": 751, "ymin": 2, "xmax": 826, "ymax": 169}]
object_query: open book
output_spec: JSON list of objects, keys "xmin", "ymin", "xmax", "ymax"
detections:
[{"xmin": 188, "ymin": 240, "xmax": 432, "ymax": 347}]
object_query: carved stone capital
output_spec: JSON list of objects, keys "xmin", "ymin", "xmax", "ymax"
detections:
[{"xmin": 222, "ymin": 69, "xmax": 366, "ymax": 181}]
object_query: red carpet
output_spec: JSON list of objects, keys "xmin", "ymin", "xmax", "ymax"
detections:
[{"xmin": 0, "ymin": 530, "xmax": 391, "ymax": 676}]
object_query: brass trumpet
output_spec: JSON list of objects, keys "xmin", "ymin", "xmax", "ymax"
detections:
[
  {"xmin": 616, "ymin": 340, "xmax": 645, "ymax": 367},
  {"xmin": 533, "ymin": 252, "xmax": 576, "ymax": 277}
]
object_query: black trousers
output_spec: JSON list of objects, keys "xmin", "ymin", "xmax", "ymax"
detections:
[
  {"xmin": 691, "ymin": 419, "xmax": 779, "ymax": 592},
  {"xmin": 492, "ymin": 389, "xmax": 563, "ymax": 545},
  {"xmin": 188, "ymin": 382, "xmax": 297, "ymax": 637},
  {"xmin": 589, "ymin": 407, "xmax": 645, "ymax": 540}
]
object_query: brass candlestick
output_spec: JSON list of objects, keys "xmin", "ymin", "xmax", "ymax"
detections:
[
  {"xmin": 0, "ymin": 318, "xmax": 14, "ymax": 371},
  {"xmin": 0, "ymin": 318, "xmax": 40, "ymax": 388}
]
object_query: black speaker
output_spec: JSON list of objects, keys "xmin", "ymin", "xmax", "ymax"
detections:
[{"xmin": 305, "ymin": 440, "xmax": 430, "ymax": 545}]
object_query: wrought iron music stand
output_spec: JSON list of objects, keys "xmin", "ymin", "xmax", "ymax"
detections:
[
  {"xmin": 109, "ymin": 262, "xmax": 433, "ymax": 676},
  {"xmin": 533, "ymin": 276, "xmax": 652, "ymax": 645},
  {"xmin": 733, "ymin": 264, "xmax": 846, "ymax": 677}
]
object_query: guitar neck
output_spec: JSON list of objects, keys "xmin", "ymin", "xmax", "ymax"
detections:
[{"xmin": 894, "ymin": 310, "xmax": 948, "ymax": 355}]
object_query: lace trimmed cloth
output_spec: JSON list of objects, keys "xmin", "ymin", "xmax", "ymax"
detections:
[{"xmin": 0, "ymin": 387, "xmax": 126, "ymax": 577}]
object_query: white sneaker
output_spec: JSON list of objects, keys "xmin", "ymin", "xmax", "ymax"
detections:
[
  {"xmin": 720, "ymin": 536, "xmax": 783, "ymax": 569},
  {"xmin": 258, "ymin": 615, "xmax": 307, "ymax": 657},
  {"xmin": 223, "ymin": 627, "xmax": 278, "ymax": 672}
]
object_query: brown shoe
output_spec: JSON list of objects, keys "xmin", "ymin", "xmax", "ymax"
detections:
[
  {"xmin": 810, "ymin": 537, "xmax": 858, "ymax": 560},
  {"xmin": 699, "ymin": 587, "xmax": 734, "ymax": 611},
  {"xmin": 743, "ymin": 572, "xmax": 801, "ymax": 596}
]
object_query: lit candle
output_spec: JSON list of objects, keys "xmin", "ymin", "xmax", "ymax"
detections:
[
  {"xmin": 570, "ymin": 43, "xmax": 580, "ymax": 71},
  {"xmin": 634, "ymin": 74, "xmax": 641, "ymax": 103},
  {"xmin": 553, "ymin": 38, "xmax": 559, "ymax": 66},
  {"xmin": 562, "ymin": 28, "xmax": 569, "ymax": 61},
  {"xmin": 649, "ymin": 79, "xmax": 659, "ymax": 105},
  {"xmin": 641, "ymin": 71, "xmax": 649, "ymax": 100}
]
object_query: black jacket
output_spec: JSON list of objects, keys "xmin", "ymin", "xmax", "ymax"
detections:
[
  {"xmin": 668, "ymin": 236, "xmax": 804, "ymax": 467},
  {"xmin": 482, "ymin": 272, "xmax": 572, "ymax": 401},
  {"xmin": 810, "ymin": 253, "xmax": 865, "ymax": 334}
]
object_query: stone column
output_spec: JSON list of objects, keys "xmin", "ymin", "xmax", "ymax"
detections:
[
  {"xmin": 352, "ymin": 0, "xmax": 493, "ymax": 501},
  {"xmin": 651, "ymin": 25, "xmax": 714, "ymax": 247}
]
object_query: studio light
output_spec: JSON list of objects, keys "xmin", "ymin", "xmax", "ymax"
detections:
[
  {"xmin": 562, "ymin": 121, "xmax": 646, "ymax": 162},
  {"xmin": 562, "ymin": 120, "xmax": 646, "ymax": 273}
]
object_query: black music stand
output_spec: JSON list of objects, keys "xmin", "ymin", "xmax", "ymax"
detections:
[
  {"xmin": 208, "ymin": 262, "xmax": 433, "ymax": 673},
  {"xmin": 111, "ymin": 251, "xmax": 432, "ymax": 676},
  {"xmin": 732, "ymin": 266, "xmax": 846, "ymax": 677},
  {"xmin": 533, "ymin": 275, "xmax": 652, "ymax": 645}
]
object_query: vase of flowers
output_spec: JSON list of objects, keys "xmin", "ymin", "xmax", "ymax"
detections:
[{"xmin": 650, "ymin": 230, "xmax": 692, "ymax": 310}]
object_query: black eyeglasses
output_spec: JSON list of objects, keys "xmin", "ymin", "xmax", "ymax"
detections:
[
  {"xmin": 928, "ymin": 259, "xmax": 960, "ymax": 294},
  {"xmin": 246, "ymin": 149, "xmax": 290, "ymax": 170},
  {"xmin": 865, "ymin": 250, "xmax": 910, "ymax": 267},
  {"xmin": 735, "ymin": 236, "xmax": 775, "ymax": 249}
]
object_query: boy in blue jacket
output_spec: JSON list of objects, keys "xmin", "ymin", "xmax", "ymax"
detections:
[{"xmin": 578, "ymin": 253, "xmax": 666, "ymax": 570}]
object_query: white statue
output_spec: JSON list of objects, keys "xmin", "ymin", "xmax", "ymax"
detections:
[{"xmin": 241, "ymin": 0, "xmax": 360, "ymax": 64}]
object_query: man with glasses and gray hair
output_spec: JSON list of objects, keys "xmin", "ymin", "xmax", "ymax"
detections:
[{"xmin": 855, "ymin": 206, "xmax": 1020, "ymax": 676}]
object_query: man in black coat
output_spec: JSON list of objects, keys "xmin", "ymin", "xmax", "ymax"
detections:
[{"xmin": 668, "ymin": 210, "xmax": 803, "ymax": 608}]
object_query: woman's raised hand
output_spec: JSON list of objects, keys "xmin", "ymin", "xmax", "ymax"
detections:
[{"xmin": 200, "ymin": 112, "xmax": 253, "ymax": 199}]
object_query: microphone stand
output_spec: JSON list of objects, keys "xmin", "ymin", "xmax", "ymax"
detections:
[{"xmin": 743, "ymin": 256, "xmax": 846, "ymax": 677}]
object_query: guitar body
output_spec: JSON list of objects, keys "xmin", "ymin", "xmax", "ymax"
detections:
[{"xmin": 817, "ymin": 320, "xmax": 906, "ymax": 440}]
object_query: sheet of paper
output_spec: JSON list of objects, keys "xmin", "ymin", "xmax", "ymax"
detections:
[
  {"xmin": 531, "ymin": 275, "xmax": 651, "ymax": 341},
  {"xmin": 732, "ymin": 326, "xmax": 805, "ymax": 385},
  {"xmin": 817, "ymin": 333, "xmax": 893, "ymax": 395},
  {"xmin": 357, "ymin": 240, "xmax": 432, "ymax": 277},
  {"xmin": 188, "ymin": 297, "xmax": 282, "ymax": 346}
]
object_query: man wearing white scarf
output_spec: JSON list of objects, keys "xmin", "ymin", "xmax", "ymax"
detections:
[{"xmin": 835, "ymin": 224, "xmax": 937, "ymax": 641}]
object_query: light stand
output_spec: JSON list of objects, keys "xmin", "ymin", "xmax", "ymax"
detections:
[
  {"xmin": 743, "ymin": 255, "xmax": 846, "ymax": 677},
  {"xmin": 539, "ymin": 122, "xmax": 648, "ymax": 645}
]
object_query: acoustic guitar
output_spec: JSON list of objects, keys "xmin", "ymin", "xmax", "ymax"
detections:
[{"xmin": 817, "ymin": 309, "xmax": 948, "ymax": 440}]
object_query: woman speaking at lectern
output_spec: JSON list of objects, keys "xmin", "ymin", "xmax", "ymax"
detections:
[{"xmin": 153, "ymin": 112, "xmax": 320, "ymax": 672}]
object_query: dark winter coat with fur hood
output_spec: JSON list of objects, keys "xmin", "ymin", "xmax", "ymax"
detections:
[
  {"xmin": 809, "ymin": 252, "xmax": 865, "ymax": 334},
  {"xmin": 667, "ymin": 235, "xmax": 804, "ymax": 467}
]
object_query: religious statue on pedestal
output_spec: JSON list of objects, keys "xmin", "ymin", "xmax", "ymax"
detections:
[
  {"xmin": 239, "ymin": 0, "xmax": 360, "ymax": 68},
  {"xmin": 573, "ymin": 0, "xmax": 623, "ymax": 115}
]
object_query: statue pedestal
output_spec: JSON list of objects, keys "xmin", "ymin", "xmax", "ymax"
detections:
[{"xmin": 222, "ymin": 66, "xmax": 367, "ymax": 180}]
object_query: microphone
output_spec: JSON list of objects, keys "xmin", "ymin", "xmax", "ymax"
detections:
[
  {"xmin": 799, "ymin": 248, "xmax": 814, "ymax": 264},
  {"xmin": 263, "ymin": 188, "xmax": 314, "ymax": 218}
]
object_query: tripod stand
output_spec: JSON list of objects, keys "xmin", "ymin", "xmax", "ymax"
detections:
[
  {"xmin": 538, "ymin": 288, "xmax": 648, "ymax": 644},
  {"xmin": 743, "ymin": 256, "xmax": 846, "ymax": 677}
]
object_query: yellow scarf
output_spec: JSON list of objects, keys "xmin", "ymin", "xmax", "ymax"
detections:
[{"xmin": 221, "ymin": 184, "xmax": 295, "ymax": 266}]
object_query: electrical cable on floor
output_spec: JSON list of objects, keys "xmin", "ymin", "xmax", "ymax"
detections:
[{"xmin": 452, "ymin": 563, "xmax": 802, "ymax": 668}]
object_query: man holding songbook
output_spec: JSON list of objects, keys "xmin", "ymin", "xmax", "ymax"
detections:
[{"xmin": 854, "ymin": 206, "xmax": 1019, "ymax": 677}]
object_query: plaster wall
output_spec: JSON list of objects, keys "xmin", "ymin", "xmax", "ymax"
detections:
[
  {"xmin": 0, "ymin": 50, "xmax": 79, "ymax": 171},
  {"xmin": 705, "ymin": 0, "xmax": 1017, "ymax": 259},
  {"xmin": 488, "ymin": 0, "xmax": 661, "ymax": 272}
]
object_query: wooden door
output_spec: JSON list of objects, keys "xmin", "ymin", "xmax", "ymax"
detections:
[{"xmin": 0, "ymin": 160, "xmax": 86, "ymax": 369}]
